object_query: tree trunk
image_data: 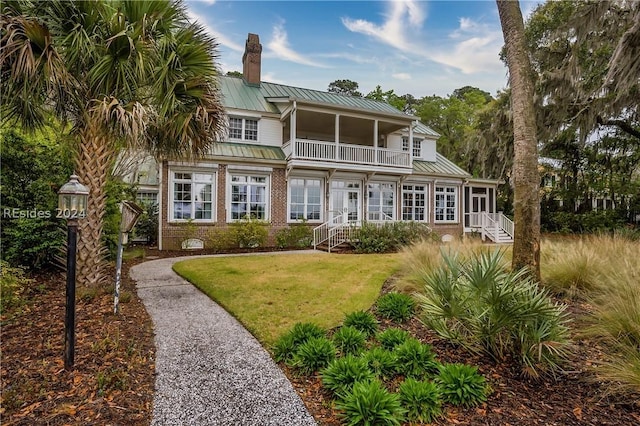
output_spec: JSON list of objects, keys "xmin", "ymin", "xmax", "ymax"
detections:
[
  {"xmin": 74, "ymin": 123, "xmax": 115, "ymax": 286},
  {"xmin": 496, "ymin": 0, "xmax": 541, "ymax": 279}
]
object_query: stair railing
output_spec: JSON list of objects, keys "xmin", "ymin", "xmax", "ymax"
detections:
[
  {"xmin": 327, "ymin": 221, "xmax": 358, "ymax": 252},
  {"xmin": 498, "ymin": 212, "xmax": 514, "ymax": 238},
  {"xmin": 313, "ymin": 212, "xmax": 345, "ymax": 249}
]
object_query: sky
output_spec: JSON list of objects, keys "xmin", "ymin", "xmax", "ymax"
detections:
[{"xmin": 186, "ymin": 0, "xmax": 542, "ymax": 99}]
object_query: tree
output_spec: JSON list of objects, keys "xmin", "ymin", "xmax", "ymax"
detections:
[
  {"xmin": 1, "ymin": 0, "xmax": 226, "ymax": 286},
  {"xmin": 226, "ymin": 70, "xmax": 243, "ymax": 78},
  {"xmin": 327, "ymin": 79, "xmax": 362, "ymax": 97},
  {"xmin": 365, "ymin": 85, "xmax": 406, "ymax": 111},
  {"xmin": 496, "ymin": 0, "xmax": 541, "ymax": 278}
]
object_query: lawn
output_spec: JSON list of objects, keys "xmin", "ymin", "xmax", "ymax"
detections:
[{"xmin": 173, "ymin": 253, "xmax": 400, "ymax": 345}]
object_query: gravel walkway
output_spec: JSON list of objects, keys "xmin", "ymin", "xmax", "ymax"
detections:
[{"xmin": 130, "ymin": 252, "xmax": 318, "ymax": 426}]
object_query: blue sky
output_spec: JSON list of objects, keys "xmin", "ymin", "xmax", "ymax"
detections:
[{"xmin": 187, "ymin": 0, "xmax": 541, "ymax": 99}]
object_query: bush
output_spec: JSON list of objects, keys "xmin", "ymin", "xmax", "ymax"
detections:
[
  {"xmin": 394, "ymin": 338, "xmax": 439, "ymax": 379},
  {"xmin": 290, "ymin": 337, "xmax": 336, "ymax": 374},
  {"xmin": 0, "ymin": 261, "xmax": 32, "ymax": 314},
  {"xmin": 436, "ymin": 363, "xmax": 489, "ymax": 408},
  {"xmin": 361, "ymin": 347, "xmax": 397, "ymax": 380},
  {"xmin": 352, "ymin": 221, "xmax": 431, "ymax": 254},
  {"xmin": 206, "ymin": 227, "xmax": 238, "ymax": 252},
  {"xmin": 376, "ymin": 292, "xmax": 415, "ymax": 323},
  {"xmin": 332, "ymin": 326, "xmax": 366, "ymax": 356},
  {"xmin": 398, "ymin": 378, "xmax": 442, "ymax": 423},
  {"xmin": 376, "ymin": 328, "xmax": 410, "ymax": 351},
  {"xmin": 231, "ymin": 216, "xmax": 269, "ymax": 248},
  {"xmin": 272, "ymin": 322, "xmax": 326, "ymax": 363},
  {"xmin": 275, "ymin": 224, "xmax": 312, "ymax": 249},
  {"xmin": 415, "ymin": 249, "xmax": 571, "ymax": 378},
  {"xmin": 133, "ymin": 202, "xmax": 158, "ymax": 245},
  {"xmin": 336, "ymin": 379, "xmax": 406, "ymax": 426},
  {"xmin": 321, "ymin": 355, "xmax": 374, "ymax": 395},
  {"xmin": 343, "ymin": 311, "xmax": 378, "ymax": 337}
]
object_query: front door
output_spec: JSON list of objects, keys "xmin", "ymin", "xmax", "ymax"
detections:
[
  {"xmin": 470, "ymin": 192, "xmax": 488, "ymax": 227},
  {"xmin": 329, "ymin": 181, "xmax": 361, "ymax": 222}
]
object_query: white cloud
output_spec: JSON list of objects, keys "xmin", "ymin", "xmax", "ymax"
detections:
[
  {"xmin": 392, "ymin": 73, "xmax": 411, "ymax": 80},
  {"xmin": 266, "ymin": 22, "xmax": 329, "ymax": 68},
  {"xmin": 341, "ymin": 0, "xmax": 425, "ymax": 53},
  {"xmin": 430, "ymin": 17, "xmax": 504, "ymax": 74},
  {"xmin": 186, "ymin": 10, "xmax": 243, "ymax": 53}
]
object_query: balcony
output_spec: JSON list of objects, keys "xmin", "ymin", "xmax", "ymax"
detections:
[{"xmin": 283, "ymin": 139, "xmax": 411, "ymax": 169}]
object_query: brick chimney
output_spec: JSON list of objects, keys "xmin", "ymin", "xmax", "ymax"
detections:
[{"xmin": 242, "ymin": 33, "xmax": 262, "ymax": 86}]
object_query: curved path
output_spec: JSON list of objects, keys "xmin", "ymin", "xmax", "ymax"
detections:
[{"xmin": 130, "ymin": 252, "xmax": 318, "ymax": 426}]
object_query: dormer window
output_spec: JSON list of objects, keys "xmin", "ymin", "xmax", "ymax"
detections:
[
  {"xmin": 402, "ymin": 137, "xmax": 422, "ymax": 158},
  {"xmin": 229, "ymin": 117, "xmax": 258, "ymax": 141}
]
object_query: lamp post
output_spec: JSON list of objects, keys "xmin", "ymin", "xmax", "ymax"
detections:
[{"xmin": 58, "ymin": 174, "xmax": 89, "ymax": 371}]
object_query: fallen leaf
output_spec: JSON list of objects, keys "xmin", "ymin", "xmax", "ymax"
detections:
[{"xmin": 573, "ymin": 407, "xmax": 583, "ymax": 420}]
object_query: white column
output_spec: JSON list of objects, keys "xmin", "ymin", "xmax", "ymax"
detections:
[
  {"xmin": 290, "ymin": 101, "xmax": 297, "ymax": 158},
  {"xmin": 408, "ymin": 121, "xmax": 414, "ymax": 162},
  {"xmin": 335, "ymin": 114, "xmax": 340, "ymax": 160},
  {"xmin": 373, "ymin": 119, "xmax": 378, "ymax": 165}
]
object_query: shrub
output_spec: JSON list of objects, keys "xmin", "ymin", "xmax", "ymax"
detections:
[
  {"xmin": 291, "ymin": 337, "xmax": 336, "ymax": 374},
  {"xmin": 541, "ymin": 238, "xmax": 606, "ymax": 296},
  {"xmin": 436, "ymin": 363, "xmax": 489, "ymax": 408},
  {"xmin": 336, "ymin": 379, "xmax": 406, "ymax": 426},
  {"xmin": 394, "ymin": 338, "xmax": 439, "ymax": 379},
  {"xmin": 0, "ymin": 261, "xmax": 32, "ymax": 314},
  {"xmin": 321, "ymin": 355, "xmax": 374, "ymax": 395},
  {"xmin": 231, "ymin": 217, "xmax": 269, "ymax": 248},
  {"xmin": 333, "ymin": 326, "xmax": 366, "ymax": 356},
  {"xmin": 361, "ymin": 347, "xmax": 397, "ymax": 380},
  {"xmin": 352, "ymin": 221, "xmax": 431, "ymax": 254},
  {"xmin": 206, "ymin": 227, "xmax": 238, "ymax": 252},
  {"xmin": 376, "ymin": 292, "xmax": 415, "ymax": 323},
  {"xmin": 275, "ymin": 224, "xmax": 312, "ymax": 249},
  {"xmin": 398, "ymin": 378, "xmax": 442, "ymax": 423},
  {"xmin": 376, "ymin": 328, "xmax": 410, "ymax": 351},
  {"xmin": 415, "ymin": 249, "xmax": 571, "ymax": 378},
  {"xmin": 343, "ymin": 311, "xmax": 378, "ymax": 337},
  {"xmin": 133, "ymin": 202, "xmax": 158, "ymax": 245},
  {"xmin": 272, "ymin": 322, "xmax": 326, "ymax": 363}
]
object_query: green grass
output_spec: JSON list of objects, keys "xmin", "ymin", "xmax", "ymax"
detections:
[{"xmin": 173, "ymin": 253, "xmax": 399, "ymax": 345}]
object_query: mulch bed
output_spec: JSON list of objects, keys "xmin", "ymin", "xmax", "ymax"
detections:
[{"xmin": 2, "ymin": 247, "xmax": 638, "ymax": 425}]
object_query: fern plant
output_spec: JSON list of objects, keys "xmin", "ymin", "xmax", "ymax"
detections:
[
  {"xmin": 436, "ymin": 363, "xmax": 489, "ymax": 408},
  {"xmin": 336, "ymin": 379, "xmax": 406, "ymax": 426},
  {"xmin": 333, "ymin": 326, "xmax": 367, "ymax": 356},
  {"xmin": 344, "ymin": 311, "xmax": 379, "ymax": 337},
  {"xmin": 321, "ymin": 355, "xmax": 374, "ymax": 396},
  {"xmin": 376, "ymin": 292, "xmax": 415, "ymax": 323},
  {"xmin": 398, "ymin": 378, "xmax": 442, "ymax": 423}
]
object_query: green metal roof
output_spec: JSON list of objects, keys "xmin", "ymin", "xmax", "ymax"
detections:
[
  {"xmin": 211, "ymin": 142, "xmax": 285, "ymax": 161},
  {"xmin": 218, "ymin": 76, "xmax": 417, "ymax": 120},
  {"xmin": 412, "ymin": 121, "xmax": 440, "ymax": 138},
  {"xmin": 413, "ymin": 153, "xmax": 471, "ymax": 177}
]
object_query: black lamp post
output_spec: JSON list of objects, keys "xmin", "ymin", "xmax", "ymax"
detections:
[{"xmin": 58, "ymin": 174, "xmax": 89, "ymax": 371}]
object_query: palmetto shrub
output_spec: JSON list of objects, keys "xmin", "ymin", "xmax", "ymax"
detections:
[
  {"xmin": 398, "ymin": 378, "xmax": 442, "ymax": 423},
  {"xmin": 291, "ymin": 337, "xmax": 336, "ymax": 375},
  {"xmin": 415, "ymin": 249, "xmax": 570, "ymax": 378},
  {"xmin": 332, "ymin": 326, "xmax": 367, "ymax": 356},
  {"xmin": 436, "ymin": 363, "xmax": 489, "ymax": 408},
  {"xmin": 321, "ymin": 355, "xmax": 374, "ymax": 396},
  {"xmin": 376, "ymin": 328, "xmax": 410, "ymax": 351},
  {"xmin": 361, "ymin": 347, "xmax": 397, "ymax": 380},
  {"xmin": 376, "ymin": 292, "xmax": 415, "ymax": 323},
  {"xmin": 394, "ymin": 338, "xmax": 439, "ymax": 379},
  {"xmin": 273, "ymin": 322, "xmax": 326, "ymax": 363},
  {"xmin": 344, "ymin": 311, "xmax": 379, "ymax": 337},
  {"xmin": 336, "ymin": 379, "xmax": 406, "ymax": 426}
]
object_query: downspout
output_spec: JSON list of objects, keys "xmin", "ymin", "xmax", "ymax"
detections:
[{"xmin": 157, "ymin": 160, "xmax": 163, "ymax": 250}]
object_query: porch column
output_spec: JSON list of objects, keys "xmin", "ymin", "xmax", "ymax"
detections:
[
  {"xmin": 408, "ymin": 121, "xmax": 414, "ymax": 162},
  {"xmin": 291, "ymin": 101, "xmax": 297, "ymax": 158},
  {"xmin": 335, "ymin": 114, "xmax": 340, "ymax": 160},
  {"xmin": 373, "ymin": 119, "xmax": 379, "ymax": 165}
]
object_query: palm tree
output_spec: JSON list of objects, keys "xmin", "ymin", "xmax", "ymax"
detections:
[
  {"xmin": 496, "ymin": 0, "xmax": 541, "ymax": 279},
  {"xmin": 1, "ymin": 0, "xmax": 226, "ymax": 286}
]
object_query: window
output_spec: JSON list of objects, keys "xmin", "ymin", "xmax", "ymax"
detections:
[
  {"xmin": 171, "ymin": 172, "xmax": 214, "ymax": 221},
  {"xmin": 401, "ymin": 137, "xmax": 422, "ymax": 157},
  {"xmin": 229, "ymin": 117, "xmax": 258, "ymax": 141},
  {"xmin": 230, "ymin": 174, "xmax": 268, "ymax": 220},
  {"xmin": 435, "ymin": 186, "xmax": 458, "ymax": 222},
  {"xmin": 136, "ymin": 191, "xmax": 158, "ymax": 207},
  {"xmin": 402, "ymin": 185, "xmax": 427, "ymax": 221},
  {"xmin": 368, "ymin": 183, "xmax": 395, "ymax": 221},
  {"xmin": 289, "ymin": 178, "xmax": 322, "ymax": 221}
]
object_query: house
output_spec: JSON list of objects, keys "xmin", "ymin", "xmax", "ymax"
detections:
[{"xmin": 129, "ymin": 34, "xmax": 512, "ymax": 250}]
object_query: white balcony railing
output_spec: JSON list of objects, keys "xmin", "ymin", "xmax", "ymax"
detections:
[{"xmin": 292, "ymin": 139, "xmax": 411, "ymax": 168}]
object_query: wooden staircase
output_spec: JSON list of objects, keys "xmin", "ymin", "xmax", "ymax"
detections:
[{"xmin": 480, "ymin": 213, "xmax": 514, "ymax": 244}]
